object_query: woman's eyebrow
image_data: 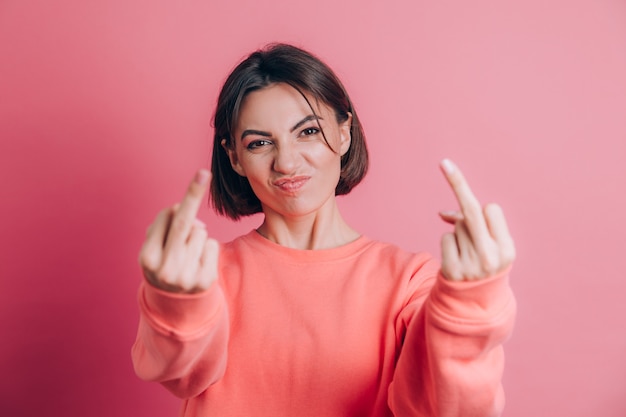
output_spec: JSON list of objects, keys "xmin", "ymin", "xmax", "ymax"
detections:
[
  {"xmin": 290, "ymin": 115, "xmax": 322, "ymax": 132},
  {"xmin": 240, "ymin": 115, "xmax": 323, "ymax": 140},
  {"xmin": 241, "ymin": 129, "xmax": 271, "ymax": 140}
]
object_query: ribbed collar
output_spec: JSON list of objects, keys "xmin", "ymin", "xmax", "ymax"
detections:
[{"xmin": 236, "ymin": 229, "xmax": 375, "ymax": 264}]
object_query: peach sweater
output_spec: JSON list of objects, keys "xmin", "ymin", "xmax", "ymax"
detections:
[{"xmin": 132, "ymin": 231, "xmax": 516, "ymax": 416}]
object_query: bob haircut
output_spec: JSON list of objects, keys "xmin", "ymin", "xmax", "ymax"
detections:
[{"xmin": 210, "ymin": 43, "xmax": 369, "ymax": 220}]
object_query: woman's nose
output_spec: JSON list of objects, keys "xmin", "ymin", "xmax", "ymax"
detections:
[{"xmin": 272, "ymin": 143, "xmax": 300, "ymax": 174}]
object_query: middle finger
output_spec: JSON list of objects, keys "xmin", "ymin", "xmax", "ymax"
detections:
[
  {"xmin": 163, "ymin": 169, "xmax": 210, "ymax": 254},
  {"xmin": 440, "ymin": 159, "xmax": 491, "ymax": 245}
]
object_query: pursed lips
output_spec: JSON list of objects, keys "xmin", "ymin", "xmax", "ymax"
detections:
[{"xmin": 272, "ymin": 176, "xmax": 310, "ymax": 192}]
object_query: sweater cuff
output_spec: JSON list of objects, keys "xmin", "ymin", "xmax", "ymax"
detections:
[
  {"xmin": 428, "ymin": 266, "xmax": 515, "ymax": 327},
  {"xmin": 138, "ymin": 280, "xmax": 224, "ymax": 336}
]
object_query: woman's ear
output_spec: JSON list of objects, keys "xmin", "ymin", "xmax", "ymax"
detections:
[
  {"xmin": 221, "ymin": 139, "xmax": 246, "ymax": 177},
  {"xmin": 339, "ymin": 112, "xmax": 352, "ymax": 156}
]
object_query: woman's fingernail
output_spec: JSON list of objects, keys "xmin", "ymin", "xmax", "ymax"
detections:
[
  {"xmin": 441, "ymin": 159, "xmax": 455, "ymax": 174},
  {"xmin": 195, "ymin": 169, "xmax": 210, "ymax": 185}
]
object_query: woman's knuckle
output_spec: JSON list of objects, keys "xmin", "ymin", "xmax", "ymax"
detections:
[
  {"xmin": 139, "ymin": 248, "xmax": 157, "ymax": 270},
  {"xmin": 203, "ymin": 238, "xmax": 220, "ymax": 257},
  {"xmin": 171, "ymin": 216, "xmax": 190, "ymax": 234},
  {"xmin": 479, "ymin": 252, "xmax": 500, "ymax": 275},
  {"xmin": 138, "ymin": 251, "xmax": 150, "ymax": 269},
  {"xmin": 464, "ymin": 204, "xmax": 481, "ymax": 221},
  {"xmin": 177, "ymin": 275, "xmax": 192, "ymax": 290},
  {"xmin": 464, "ymin": 263, "xmax": 480, "ymax": 280},
  {"xmin": 157, "ymin": 262, "xmax": 179, "ymax": 285},
  {"xmin": 501, "ymin": 243, "xmax": 516, "ymax": 265},
  {"xmin": 442, "ymin": 263, "xmax": 463, "ymax": 281},
  {"xmin": 196, "ymin": 227, "xmax": 208, "ymax": 241}
]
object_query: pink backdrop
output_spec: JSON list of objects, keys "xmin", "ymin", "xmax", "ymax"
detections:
[{"xmin": 1, "ymin": 0, "xmax": 625, "ymax": 415}]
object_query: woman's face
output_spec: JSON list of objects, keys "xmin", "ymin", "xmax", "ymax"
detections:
[{"xmin": 225, "ymin": 83, "xmax": 352, "ymax": 219}]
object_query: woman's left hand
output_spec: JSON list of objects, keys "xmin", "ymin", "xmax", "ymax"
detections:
[{"xmin": 438, "ymin": 159, "xmax": 516, "ymax": 281}]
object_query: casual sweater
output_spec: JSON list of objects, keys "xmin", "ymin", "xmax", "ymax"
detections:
[{"xmin": 132, "ymin": 230, "xmax": 516, "ymax": 417}]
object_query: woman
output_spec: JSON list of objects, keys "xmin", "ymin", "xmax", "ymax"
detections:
[{"xmin": 132, "ymin": 43, "xmax": 516, "ymax": 417}]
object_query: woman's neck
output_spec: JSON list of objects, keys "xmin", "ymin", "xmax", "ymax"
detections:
[{"xmin": 256, "ymin": 201, "xmax": 360, "ymax": 250}]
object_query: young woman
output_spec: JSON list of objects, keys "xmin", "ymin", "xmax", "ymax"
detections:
[{"xmin": 132, "ymin": 43, "xmax": 516, "ymax": 417}]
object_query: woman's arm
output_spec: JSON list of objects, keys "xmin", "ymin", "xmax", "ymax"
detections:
[
  {"xmin": 131, "ymin": 280, "xmax": 229, "ymax": 398},
  {"xmin": 131, "ymin": 170, "xmax": 229, "ymax": 398},
  {"xmin": 389, "ymin": 160, "xmax": 517, "ymax": 416},
  {"xmin": 388, "ymin": 270, "xmax": 516, "ymax": 417}
]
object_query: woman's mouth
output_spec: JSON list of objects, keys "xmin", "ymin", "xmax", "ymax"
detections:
[{"xmin": 273, "ymin": 176, "xmax": 310, "ymax": 193}]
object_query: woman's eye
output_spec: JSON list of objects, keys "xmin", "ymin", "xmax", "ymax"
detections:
[
  {"xmin": 247, "ymin": 139, "xmax": 272, "ymax": 150},
  {"xmin": 301, "ymin": 127, "xmax": 319, "ymax": 136}
]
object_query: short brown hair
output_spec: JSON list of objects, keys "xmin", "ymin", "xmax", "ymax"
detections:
[{"xmin": 210, "ymin": 43, "xmax": 369, "ymax": 220}]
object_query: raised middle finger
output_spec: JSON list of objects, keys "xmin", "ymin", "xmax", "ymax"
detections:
[
  {"xmin": 440, "ymin": 159, "xmax": 491, "ymax": 246},
  {"xmin": 163, "ymin": 169, "xmax": 210, "ymax": 254}
]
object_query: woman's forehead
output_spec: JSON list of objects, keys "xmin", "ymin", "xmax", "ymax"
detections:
[{"xmin": 236, "ymin": 83, "xmax": 331, "ymax": 130}]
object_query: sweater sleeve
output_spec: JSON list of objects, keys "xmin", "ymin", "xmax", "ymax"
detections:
[
  {"xmin": 388, "ymin": 265, "xmax": 516, "ymax": 417},
  {"xmin": 130, "ymin": 280, "xmax": 229, "ymax": 399}
]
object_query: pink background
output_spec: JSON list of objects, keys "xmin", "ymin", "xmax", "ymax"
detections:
[{"xmin": 1, "ymin": 0, "xmax": 625, "ymax": 415}]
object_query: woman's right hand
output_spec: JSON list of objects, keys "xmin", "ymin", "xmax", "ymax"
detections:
[{"xmin": 138, "ymin": 169, "xmax": 219, "ymax": 293}]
